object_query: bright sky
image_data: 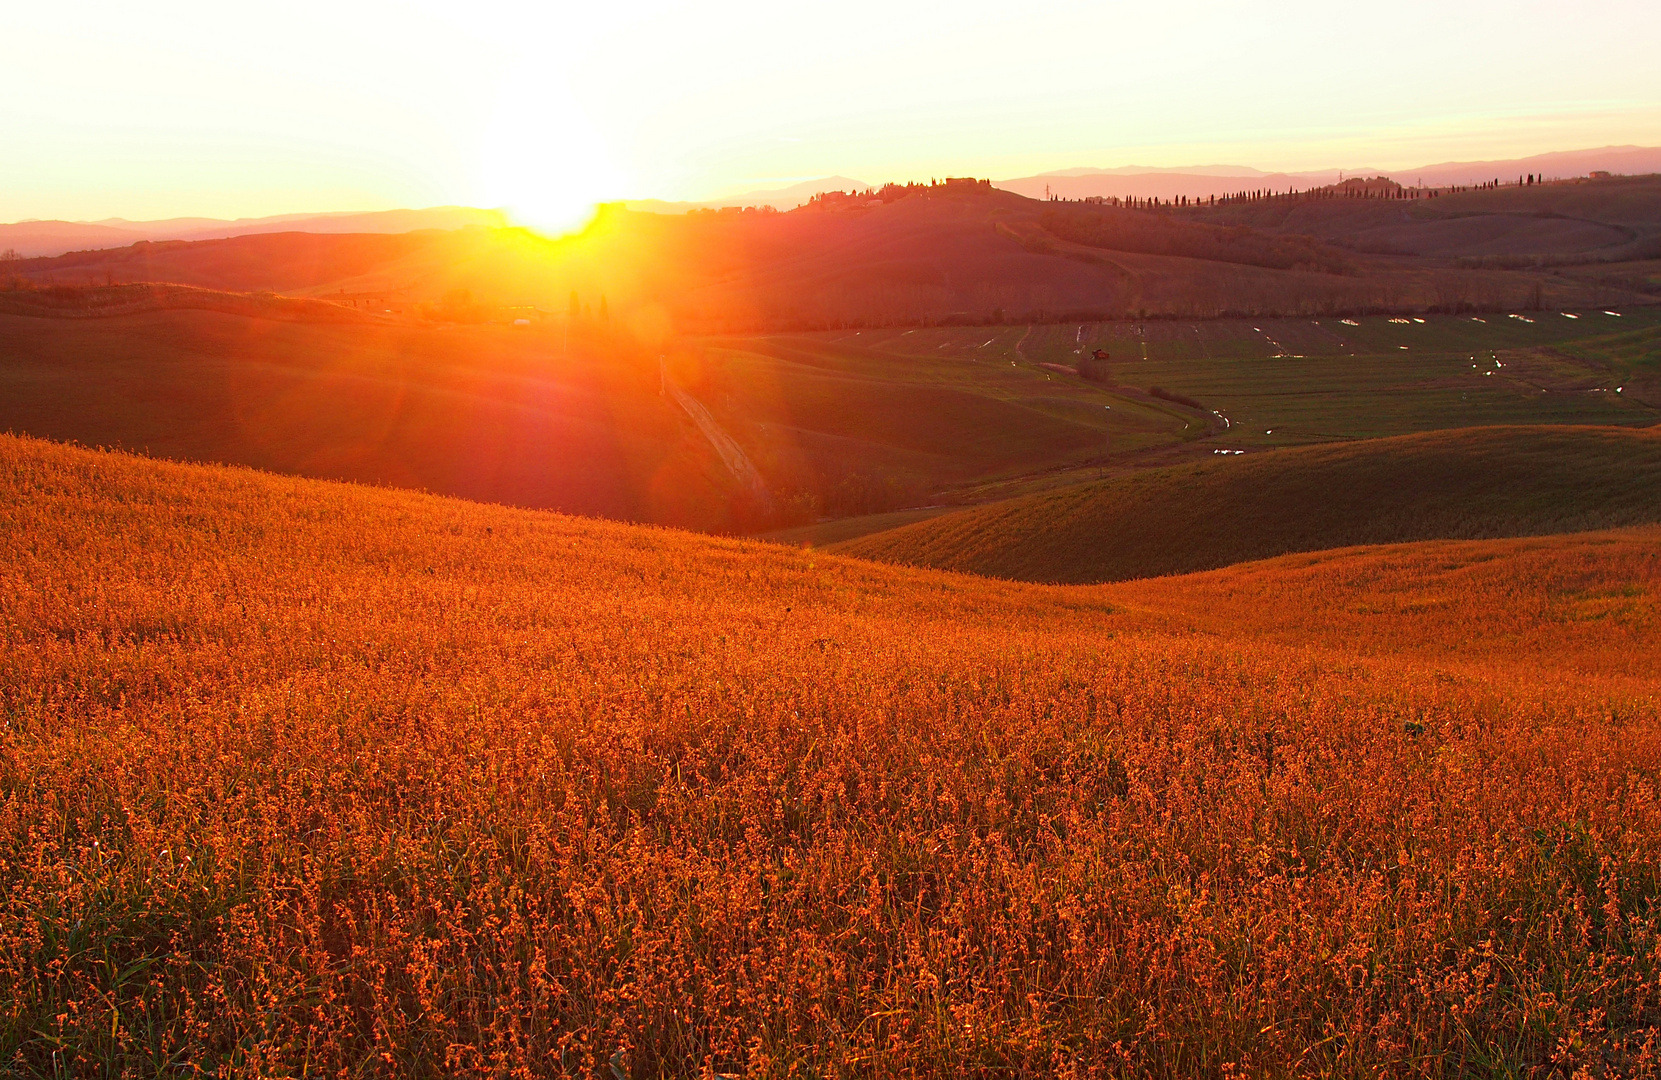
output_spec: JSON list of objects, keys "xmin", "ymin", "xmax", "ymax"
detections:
[{"xmin": 6, "ymin": 0, "xmax": 1660, "ymax": 230}]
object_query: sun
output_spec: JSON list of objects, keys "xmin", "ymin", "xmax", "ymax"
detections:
[
  {"xmin": 480, "ymin": 132, "xmax": 623, "ymax": 237},
  {"xmin": 478, "ymin": 77, "xmax": 627, "ymax": 237}
]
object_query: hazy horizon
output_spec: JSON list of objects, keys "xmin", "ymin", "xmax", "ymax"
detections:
[
  {"xmin": 7, "ymin": 143, "xmax": 1658, "ymax": 236},
  {"xmin": 8, "ymin": 0, "xmax": 1660, "ymax": 231}
]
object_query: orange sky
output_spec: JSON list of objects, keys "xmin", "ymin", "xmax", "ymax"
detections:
[{"xmin": 5, "ymin": 0, "xmax": 1660, "ymax": 228}]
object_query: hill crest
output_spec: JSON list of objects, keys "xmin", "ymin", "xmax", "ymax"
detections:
[{"xmin": 833, "ymin": 424, "xmax": 1661, "ymax": 583}]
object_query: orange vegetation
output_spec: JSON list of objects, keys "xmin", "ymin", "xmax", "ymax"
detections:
[{"xmin": 3, "ymin": 434, "xmax": 1660, "ymax": 1076}]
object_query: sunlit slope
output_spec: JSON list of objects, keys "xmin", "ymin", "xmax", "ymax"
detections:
[
  {"xmin": 675, "ymin": 334, "xmax": 1189, "ymax": 516},
  {"xmin": 1116, "ymin": 527, "xmax": 1661, "ymax": 682},
  {"xmin": 0, "ymin": 309, "xmax": 745, "ymax": 531},
  {"xmin": 1195, "ymin": 173, "xmax": 1661, "ymax": 261},
  {"xmin": 15, "ymin": 180, "xmax": 1658, "ymax": 328},
  {"xmin": 0, "ymin": 305, "xmax": 1171, "ymax": 530},
  {"xmin": 834, "ymin": 424, "xmax": 1661, "ymax": 582},
  {"xmin": 9, "ymin": 230, "xmax": 442, "ymax": 294},
  {"xmin": 4, "ymin": 434, "xmax": 1661, "ymax": 1075}
]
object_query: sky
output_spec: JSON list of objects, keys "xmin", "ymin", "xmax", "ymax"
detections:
[{"xmin": 5, "ymin": 0, "xmax": 1660, "ymax": 231}]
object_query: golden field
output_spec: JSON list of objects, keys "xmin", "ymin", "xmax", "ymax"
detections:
[{"xmin": 3, "ymin": 433, "xmax": 1660, "ymax": 1077}]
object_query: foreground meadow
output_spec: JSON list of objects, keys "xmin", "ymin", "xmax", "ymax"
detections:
[{"xmin": 3, "ymin": 434, "xmax": 1660, "ymax": 1077}]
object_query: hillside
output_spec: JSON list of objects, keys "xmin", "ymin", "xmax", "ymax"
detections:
[
  {"xmin": 0, "ymin": 307, "xmax": 750, "ymax": 532},
  {"xmin": 0, "ymin": 281, "xmax": 372, "ymax": 322},
  {"xmin": 0, "ymin": 302, "xmax": 1177, "ymax": 529},
  {"xmin": 5, "ymin": 297, "xmax": 1658, "ymax": 541},
  {"xmin": 0, "ymin": 207, "xmax": 507, "ymax": 259},
  {"xmin": 5, "ymin": 230, "xmax": 447, "ymax": 296},
  {"xmin": 833, "ymin": 424, "xmax": 1661, "ymax": 582},
  {"xmin": 1189, "ymin": 173, "xmax": 1661, "ymax": 265},
  {"xmin": 11, "ymin": 179, "xmax": 1659, "ymax": 330},
  {"xmin": 843, "ymin": 309, "xmax": 1661, "ymax": 445},
  {"xmin": 3, "ymin": 434, "xmax": 1660, "ymax": 1075}
]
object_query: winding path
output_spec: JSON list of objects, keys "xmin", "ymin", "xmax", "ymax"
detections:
[{"xmin": 661, "ymin": 358, "xmax": 772, "ymax": 504}]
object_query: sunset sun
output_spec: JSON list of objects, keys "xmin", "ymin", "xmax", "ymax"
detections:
[{"xmin": 478, "ymin": 74, "xmax": 626, "ymax": 236}]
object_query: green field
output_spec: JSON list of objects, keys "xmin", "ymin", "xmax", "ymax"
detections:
[
  {"xmin": 685, "ymin": 331, "xmax": 1199, "ymax": 518},
  {"xmin": 833, "ymin": 424, "xmax": 1661, "ymax": 583},
  {"xmin": 801, "ymin": 308, "xmax": 1661, "ymax": 450},
  {"xmin": 704, "ymin": 308, "xmax": 1659, "ymax": 542},
  {"xmin": 3, "ymin": 297, "xmax": 1657, "ymax": 545}
]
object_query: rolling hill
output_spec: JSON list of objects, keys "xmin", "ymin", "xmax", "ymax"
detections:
[
  {"xmin": 4, "ymin": 434, "xmax": 1660, "ymax": 1075},
  {"xmin": 13, "ymin": 146, "xmax": 1650, "ymax": 262},
  {"xmin": 0, "ymin": 298, "xmax": 1178, "ymax": 530},
  {"xmin": 4, "ymin": 230, "xmax": 452, "ymax": 297},
  {"xmin": 0, "ymin": 305, "xmax": 752, "ymax": 532},
  {"xmin": 1178, "ymin": 172, "xmax": 1661, "ymax": 266},
  {"xmin": 4, "ymin": 291, "xmax": 1658, "ymax": 540},
  {"xmin": 0, "ymin": 206, "xmax": 507, "ymax": 259},
  {"xmin": 11, "ymin": 178, "xmax": 1659, "ymax": 330},
  {"xmin": 832, "ymin": 424, "xmax": 1661, "ymax": 582}
]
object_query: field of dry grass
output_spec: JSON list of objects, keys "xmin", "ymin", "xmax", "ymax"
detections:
[
  {"xmin": 833, "ymin": 424, "xmax": 1661, "ymax": 583},
  {"xmin": 4, "ymin": 433, "xmax": 1660, "ymax": 1076}
]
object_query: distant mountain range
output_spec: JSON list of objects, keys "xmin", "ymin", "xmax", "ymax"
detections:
[
  {"xmin": 0, "ymin": 207, "xmax": 506, "ymax": 259},
  {"xmin": 994, "ymin": 146, "xmax": 1661, "ymax": 202},
  {"xmin": 626, "ymin": 146, "xmax": 1661, "ymax": 214}
]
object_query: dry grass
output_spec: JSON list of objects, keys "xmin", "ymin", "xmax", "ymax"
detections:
[{"xmin": 3, "ymin": 434, "xmax": 1661, "ymax": 1077}]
